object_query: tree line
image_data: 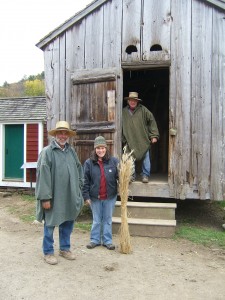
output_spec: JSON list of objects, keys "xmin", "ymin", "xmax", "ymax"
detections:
[{"xmin": 0, "ymin": 72, "xmax": 45, "ymax": 98}]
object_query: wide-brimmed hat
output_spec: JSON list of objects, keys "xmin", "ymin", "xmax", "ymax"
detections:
[
  {"xmin": 48, "ymin": 121, "xmax": 76, "ymax": 137},
  {"xmin": 124, "ymin": 91, "xmax": 142, "ymax": 101},
  {"xmin": 94, "ymin": 136, "xmax": 107, "ymax": 148}
]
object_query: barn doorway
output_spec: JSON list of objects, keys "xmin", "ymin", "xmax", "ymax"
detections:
[{"xmin": 123, "ymin": 68, "xmax": 169, "ymax": 179}]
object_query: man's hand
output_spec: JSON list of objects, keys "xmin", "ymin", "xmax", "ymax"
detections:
[
  {"xmin": 85, "ymin": 199, "xmax": 91, "ymax": 206},
  {"xmin": 151, "ymin": 137, "xmax": 158, "ymax": 144},
  {"xmin": 42, "ymin": 201, "xmax": 51, "ymax": 210}
]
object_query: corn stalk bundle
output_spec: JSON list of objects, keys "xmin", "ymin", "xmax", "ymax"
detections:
[{"xmin": 118, "ymin": 147, "xmax": 135, "ymax": 254}]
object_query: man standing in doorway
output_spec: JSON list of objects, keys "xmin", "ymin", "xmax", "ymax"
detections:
[{"xmin": 122, "ymin": 92, "xmax": 159, "ymax": 183}]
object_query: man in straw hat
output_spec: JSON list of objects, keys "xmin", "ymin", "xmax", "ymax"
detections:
[
  {"xmin": 122, "ymin": 92, "xmax": 159, "ymax": 183},
  {"xmin": 35, "ymin": 121, "xmax": 84, "ymax": 265}
]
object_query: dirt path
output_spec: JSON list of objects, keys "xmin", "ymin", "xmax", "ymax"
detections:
[{"xmin": 0, "ymin": 194, "xmax": 225, "ymax": 300}]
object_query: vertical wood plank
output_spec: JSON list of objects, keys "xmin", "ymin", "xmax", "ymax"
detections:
[
  {"xmin": 122, "ymin": 0, "xmax": 142, "ymax": 61},
  {"xmin": 191, "ymin": 0, "xmax": 212, "ymax": 199},
  {"xmin": 43, "ymin": 44, "xmax": 54, "ymax": 132},
  {"xmin": 68, "ymin": 20, "xmax": 86, "ymax": 127},
  {"xmin": 103, "ymin": 0, "xmax": 122, "ymax": 68},
  {"xmin": 107, "ymin": 90, "xmax": 116, "ymax": 121},
  {"xmin": 169, "ymin": 0, "xmax": 192, "ymax": 199},
  {"xmin": 59, "ymin": 34, "xmax": 66, "ymax": 121},
  {"xmin": 211, "ymin": 9, "xmax": 225, "ymax": 200},
  {"xmin": 85, "ymin": 7, "xmax": 104, "ymax": 68},
  {"xmin": 116, "ymin": 70, "xmax": 123, "ymax": 157},
  {"xmin": 143, "ymin": 0, "xmax": 171, "ymax": 61},
  {"xmin": 44, "ymin": 39, "xmax": 60, "ymax": 131},
  {"xmin": 71, "ymin": 19, "xmax": 86, "ymax": 70}
]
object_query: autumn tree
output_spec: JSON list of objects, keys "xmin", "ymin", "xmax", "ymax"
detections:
[
  {"xmin": 24, "ymin": 79, "xmax": 45, "ymax": 96},
  {"xmin": 0, "ymin": 72, "xmax": 45, "ymax": 97}
]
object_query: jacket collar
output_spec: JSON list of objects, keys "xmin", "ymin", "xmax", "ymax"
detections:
[{"xmin": 50, "ymin": 140, "xmax": 69, "ymax": 151}]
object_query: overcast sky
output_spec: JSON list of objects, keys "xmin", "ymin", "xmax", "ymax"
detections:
[{"xmin": 0, "ymin": 0, "xmax": 92, "ymax": 86}]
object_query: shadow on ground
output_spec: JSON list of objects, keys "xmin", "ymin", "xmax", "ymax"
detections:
[{"xmin": 176, "ymin": 199, "xmax": 225, "ymax": 230}]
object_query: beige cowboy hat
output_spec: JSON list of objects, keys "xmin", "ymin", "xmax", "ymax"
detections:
[
  {"xmin": 48, "ymin": 121, "xmax": 76, "ymax": 137},
  {"xmin": 124, "ymin": 91, "xmax": 142, "ymax": 101}
]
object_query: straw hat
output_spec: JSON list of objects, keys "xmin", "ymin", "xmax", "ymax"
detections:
[
  {"xmin": 124, "ymin": 92, "xmax": 142, "ymax": 101},
  {"xmin": 48, "ymin": 121, "xmax": 76, "ymax": 137},
  {"xmin": 94, "ymin": 136, "xmax": 107, "ymax": 148}
]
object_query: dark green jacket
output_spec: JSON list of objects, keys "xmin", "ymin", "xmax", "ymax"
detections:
[
  {"xmin": 35, "ymin": 141, "xmax": 84, "ymax": 226},
  {"xmin": 122, "ymin": 104, "xmax": 159, "ymax": 160}
]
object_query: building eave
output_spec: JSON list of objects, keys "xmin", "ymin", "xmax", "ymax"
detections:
[
  {"xmin": 35, "ymin": 0, "xmax": 225, "ymax": 50},
  {"xmin": 206, "ymin": 0, "xmax": 225, "ymax": 11},
  {"xmin": 36, "ymin": 0, "xmax": 109, "ymax": 50}
]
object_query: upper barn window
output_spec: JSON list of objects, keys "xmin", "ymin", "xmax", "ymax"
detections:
[
  {"xmin": 125, "ymin": 45, "xmax": 138, "ymax": 54},
  {"xmin": 150, "ymin": 44, "xmax": 162, "ymax": 51}
]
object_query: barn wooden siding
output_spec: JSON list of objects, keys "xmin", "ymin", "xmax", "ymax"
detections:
[
  {"xmin": 38, "ymin": 0, "xmax": 225, "ymax": 200},
  {"xmin": 169, "ymin": 0, "xmax": 225, "ymax": 200},
  {"xmin": 42, "ymin": 0, "xmax": 123, "ymax": 161},
  {"xmin": 71, "ymin": 69, "xmax": 118, "ymax": 162}
]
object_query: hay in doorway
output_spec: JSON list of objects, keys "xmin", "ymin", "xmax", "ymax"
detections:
[{"xmin": 118, "ymin": 146, "xmax": 135, "ymax": 254}]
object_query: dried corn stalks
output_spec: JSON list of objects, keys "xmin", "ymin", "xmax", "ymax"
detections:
[{"xmin": 118, "ymin": 146, "xmax": 135, "ymax": 254}]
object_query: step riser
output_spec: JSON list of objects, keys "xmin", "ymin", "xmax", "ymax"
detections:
[
  {"xmin": 112, "ymin": 223, "xmax": 175, "ymax": 238},
  {"xmin": 114, "ymin": 206, "xmax": 175, "ymax": 220},
  {"xmin": 113, "ymin": 202, "xmax": 176, "ymax": 238}
]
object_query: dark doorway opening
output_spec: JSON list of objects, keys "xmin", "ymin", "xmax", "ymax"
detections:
[{"xmin": 123, "ymin": 68, "xmax": 169, "ymax": 177}]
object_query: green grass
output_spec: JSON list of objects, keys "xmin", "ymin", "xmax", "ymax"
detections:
[
  {"xmin": 21, "ymin": 194, "xmax": 36, "ymax": 202},
  {"xmin": 21, "ymin": 194, "xmax": 36, "ymax": 222},
  {"xmin": 9, "ymin": 194, "xmax": 92, "ymax": 231},
  {"xmin": 175, "ymin": 225, "xmax": 225, "ymax": 249},
  {"xmin": 75, "ymin": 222, "xmax": 92, "ymax": 231},
  {"xmin": 21, "ymin": 214, "xmax": 36, "ymax": 222},
  {"xmin": 215, "ymin": 200, "xmax": 225, "ymax": 209}
]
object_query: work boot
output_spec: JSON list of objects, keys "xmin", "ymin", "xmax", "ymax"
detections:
[
  {"xmin": 103, "ymin": 244, "xmax": 115, "ymax": 250},
  {"xmin": 44, "ymin": 254, "xmax": 58, "ymax": 265},
  {"xmin": 86, "ymin": 242, "xmax": 101, "ymax": 249},
  {"xmin": 142, "ymin": 175, "xmax": 149, "ymax": 183},
  {"xmin": 59, "ymin": 250, "xmax": 76, "ymax": 260}
]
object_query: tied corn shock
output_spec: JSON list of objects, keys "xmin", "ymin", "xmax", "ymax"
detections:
[{"xmin": 118, "ymin": 146, "xmax": 135, "ymax": 254}]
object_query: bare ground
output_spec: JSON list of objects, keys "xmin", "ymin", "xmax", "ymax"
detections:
[{"xmin": 0, "ymin": 193, "xmax": 225, "ymax": 300}]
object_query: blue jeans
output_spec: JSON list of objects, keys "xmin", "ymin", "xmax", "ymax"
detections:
[
  {"xmin": 90, "ymin": 196, "xmax": 117, "ymax": 245},
  {"xmin": 43, "ymin": 220, "xmax": 74, "ymax": 255},
  {"xmin": 141, "ymin": 150, "xmax": 151, "ymax": 177}
]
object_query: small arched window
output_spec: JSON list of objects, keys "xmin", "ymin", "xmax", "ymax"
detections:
[
  {"xmin": 150, "ymin": 44, "xmax": 162, "ymax": 51},
  {"xmin": 125, "ymin": 45, "xmax": 138, "ymax": 54}
]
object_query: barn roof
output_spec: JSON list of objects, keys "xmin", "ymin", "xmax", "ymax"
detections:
[
  {"xmin": 36, "ymin": 0, "xmax": 225, "ymax": 49},
  {"xmin": 0, "ymin": 97, "xmax": 46, "ymax": 122}
]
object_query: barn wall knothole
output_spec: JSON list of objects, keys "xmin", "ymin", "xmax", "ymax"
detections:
[
  {"xmin": 125, "ymin": 45, "xmax": 138, "ymax": 54},
  {"xmin": 150, "ymin": 44, "xmax": 162, "ymax": 51}
]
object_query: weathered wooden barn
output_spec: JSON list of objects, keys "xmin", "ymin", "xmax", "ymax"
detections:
[
  {"xmin": 36, "ymin": 0, "xmax": 225, "ymax": 201},
  {"xmin": 0, "ymin": 97, "xmax": 47, "ymax": 188}
]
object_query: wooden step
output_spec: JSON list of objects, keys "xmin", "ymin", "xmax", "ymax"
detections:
[
  {"xmin": 112, "ymin": 217, "xmax": 176, "ymax": 238},
  {"xmin": 114, "ymin": 201, "xmax": 176, "ymax": 220},
  {"xmin": 128, "ymin": 181, "xmax": 170, "ymax": 198}
]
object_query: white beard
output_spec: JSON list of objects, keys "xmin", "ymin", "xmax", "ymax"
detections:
[{"xmin": 55, "ymin": 137, "xmax": 68, "ymax": 147}]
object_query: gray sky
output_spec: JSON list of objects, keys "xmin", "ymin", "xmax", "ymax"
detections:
[{"xmin": 0, "ymin": 0, "xmax": 92, "ymax": 86}]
